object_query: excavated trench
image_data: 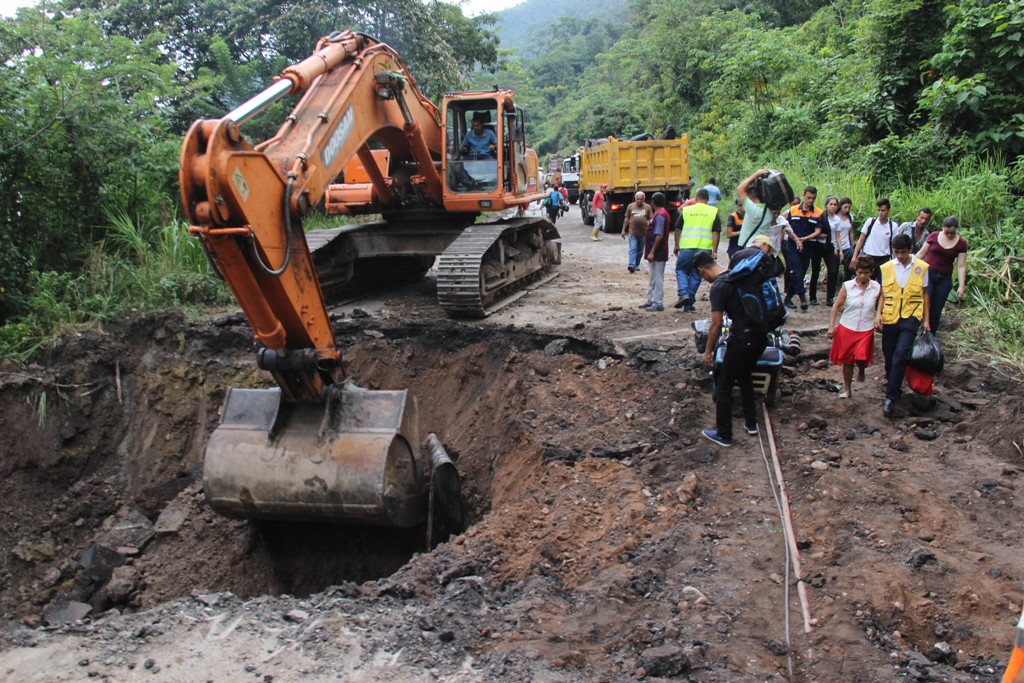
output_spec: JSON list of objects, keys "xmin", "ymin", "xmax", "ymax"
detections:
[{"xmin": 0, "ymin": 309, "xmax": 616, "ymax": 621}]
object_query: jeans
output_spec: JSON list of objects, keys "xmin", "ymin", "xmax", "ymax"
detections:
[
  {"xmin": 929, "ymin": 272, "xmax": 954, "ymax": 333},
  {"xmin": 646, "ymin": 260, "xmax": 666, "ymax": 307},
  {"xmin": 594, "ymin": 209, "xmax": 605, "ymax": 231},
  {"xmin": 784, "ymin": 240, "xmax": 809, "ymax": 297},
  {"xmin": 808, "ymin": 241, "xmax": 839, "ymax": 302},
  {"xmin": 714, "ymin": 328, "xmax": 767, "ymax": 440},
  {"xmin": 546, "ymin": 205, "xmax": 559, "ymax": 224},
  {"xmin": 675, "ymin": 248, "xmax": 709, "ymax": 301},
  {"xmin": 882, "ymin": 316, "xmax": 920, "ymax": 403},
  {"xmin": 628, "ymin": 234, "xmax": 644, "ymax": 270}
]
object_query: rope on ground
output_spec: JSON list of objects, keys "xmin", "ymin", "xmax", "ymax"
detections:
[
  {"xmin": 762, "ymin": 403, "xmax": 814, "ymax": 634},
  {"xmin": 753, "ymin": 409, "xmax": 794, "ymax": 680}
]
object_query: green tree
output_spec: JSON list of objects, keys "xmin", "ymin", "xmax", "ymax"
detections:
[
  {"xmin": 0, "ymin": 7, "xmax": 184, "ymax": 321},
  {"xmin": 923, "ymin": 0, "xmax": 1024, "ymax": 156}
]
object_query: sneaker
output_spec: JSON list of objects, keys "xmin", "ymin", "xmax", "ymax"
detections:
[
  {"xmin": 638, "ymin": 302, "xmax": 652, "ymax": 309},
  {"xmin": 882, "ymin": 399, "xmax": 894, "ymax": 418},
  {"xmin": 628, "ymin": 266, "xmax": 636, "ymax": 273},
  {"xmin": 784, "ymin": 298, "xmax": 797, "ymax": 310},
  {"xmin": 744, "ymin": 422, "xmax": 758, "ymax": 435},
  {"xmin": 799, "ymin": 294, "xmax": 809, "ymax": 311},
  {"xmin": 826, "ymin": 298, "xmax": 835, "ymax": 307},
  {"xmin": 648, "ymin": 305, "xmax": 664, "ymax": 312},
  {"xmin": 673, "ymin": 296, "xmax": 692, "ymax": 309},
  {"xmin": 701, "ymin": 429, "xmax": 732, "ymax": 447},
  {"xmin": 683, "ymin": 305, "xmax": 696, "ymax": 313},
  {"xmin": 809, "ymin": 299, "xmax": 819, "ymax": 306}
]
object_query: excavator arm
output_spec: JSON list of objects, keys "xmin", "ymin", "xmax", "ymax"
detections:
[
  {"xmin": 179, "ymin": 31, "xmax": 460, "ymax": 526},
  {"xmin": 181, "ymin": 31, "xmax": 447, "ymax": 404}
]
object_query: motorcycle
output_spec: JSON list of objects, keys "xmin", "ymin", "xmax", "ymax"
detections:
[{"xmin": 692, "ymin": 317, "xmax": 801, "ymax": 408}]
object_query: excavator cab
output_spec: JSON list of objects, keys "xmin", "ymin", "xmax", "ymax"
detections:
[{"xmin": 446, "ymin": 102, "xmax": 499, "ymax": 193}]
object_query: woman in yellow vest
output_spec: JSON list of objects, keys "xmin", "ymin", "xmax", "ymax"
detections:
[{"xmin": 874, "ymin": 233, "xmax": 930, "ymax": 418}]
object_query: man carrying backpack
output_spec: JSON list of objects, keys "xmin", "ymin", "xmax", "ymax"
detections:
[{"xmin": 694, "ymin": 236, "xmax": 784, "ymax": 446}]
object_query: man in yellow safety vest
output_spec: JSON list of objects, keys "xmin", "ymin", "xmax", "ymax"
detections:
[
  {"xmin": 672, "ymin": 187, "xmax": 721, "ymax": 311},
  {"xmin": 874, "ymin": 232, "xmax": 930, "ymax": 418}
]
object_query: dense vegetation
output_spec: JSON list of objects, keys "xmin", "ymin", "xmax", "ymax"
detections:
[{"xmin": 1, "ymin": 0, "xmax": 1022, "ymax": 368}]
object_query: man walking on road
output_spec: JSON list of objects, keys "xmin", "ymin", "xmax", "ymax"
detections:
[
  {"xmin": 623, "ymin": 192, "xmax": 653, "ymax": 273},
  {"xmin": 702, "ymin": 177, "xmax": 722, "ymax": 206},
  {"xmin": 673, "ymin": 187, "xmax": 721, "ymax": 312},
  {"xmin": 591, "ymin": 183, "xmax": 607, "ymax": 241},
  {"xmin": 639, "ymin": 192, "xmax": 672, "ymax": 311}
]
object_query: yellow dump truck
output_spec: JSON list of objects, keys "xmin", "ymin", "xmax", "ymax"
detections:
[{"xmin": 578, "ymin": 135, "xmax": 690, "ymax": 233}]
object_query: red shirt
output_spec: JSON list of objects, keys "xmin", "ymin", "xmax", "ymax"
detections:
[{"xmin": 922, "ymin": 231, "xmax": 967, "ymax": 276}]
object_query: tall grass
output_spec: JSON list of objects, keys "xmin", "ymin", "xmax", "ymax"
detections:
[{"xmin": 0, "ymin": 214, "xmax": 230, "ymax": 361}]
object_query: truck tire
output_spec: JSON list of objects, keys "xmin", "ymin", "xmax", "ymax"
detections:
[
  {"xmin": 603, "ymin": 211, "xmax": 622, "ymax": 234},
  {"xmin": 581, "ymin": 192, "xmax": 594, "ymax": 226}
]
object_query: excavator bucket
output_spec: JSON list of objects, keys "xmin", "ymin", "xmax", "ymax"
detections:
[{"xmin": 202, "ymin": 386, "xmax": 427, "ymax": 527}]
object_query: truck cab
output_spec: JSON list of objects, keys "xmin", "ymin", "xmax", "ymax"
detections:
[{"xmin": 560, "ymin": 153, "xmax": 580, "ymax": 204}]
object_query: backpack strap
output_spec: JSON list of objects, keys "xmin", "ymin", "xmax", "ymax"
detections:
[{"xmin": 740, "ymin": 208, "xmax": 768, "ymax": 248}]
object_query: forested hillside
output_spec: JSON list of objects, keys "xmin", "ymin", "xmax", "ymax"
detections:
[
  {"xmin": 1, "ymin": 0, "xmax": 1022, "ymax": 366},
  {"xmin": 490, "ymin": 0, "xmax": 624, "ymax": 58}
]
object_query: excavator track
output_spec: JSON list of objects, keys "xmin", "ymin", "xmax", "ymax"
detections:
[{"xmin": 436, "ymin": 218, "xmax": 561, "ymax": 317}]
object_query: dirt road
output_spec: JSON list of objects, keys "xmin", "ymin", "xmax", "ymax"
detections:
[{"xmin": 0, "ymin": 206, "xmax": 1020, "ymax": 681}]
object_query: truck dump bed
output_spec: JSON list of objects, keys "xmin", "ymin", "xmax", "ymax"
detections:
[
  {"xmin": 578, "ymin": 135, "xmax": 690, "ymax": 232},
  {"xmin": 580, "ymin": 136, "xmax": 689, "ymax": 193}
]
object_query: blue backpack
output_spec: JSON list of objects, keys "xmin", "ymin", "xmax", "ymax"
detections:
[{"xmin": 726, "ymin": 250, "xmax": 786, "ymax": 333}]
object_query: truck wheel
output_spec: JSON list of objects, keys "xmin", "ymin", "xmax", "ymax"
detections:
[
  {"xmin": 581, "ymin": 193, "xmax": 594, "ymax": 226},
  {"xmin": 603, "ymin": 212, "xmax": 621, "ymax": 234}
]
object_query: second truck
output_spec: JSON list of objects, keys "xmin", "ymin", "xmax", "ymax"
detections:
[{"xmin": 578, "ymin": 135, "xmax": 690, "ymax": 233}]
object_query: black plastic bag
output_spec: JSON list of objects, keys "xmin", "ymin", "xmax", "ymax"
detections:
[{"xmin": 908, "ymin": 331, "xmax": 944, "ymax": 375}]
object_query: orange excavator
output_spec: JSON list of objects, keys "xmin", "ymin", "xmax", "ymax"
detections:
[{"xmin": 179, "ymin": 31, "xmax": 559, "ymax": 530}]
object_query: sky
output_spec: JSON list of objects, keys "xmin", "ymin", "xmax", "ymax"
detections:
[
  {"xmin": 1, "ymin": 0, "xmax": 524, "ymax": 18},
  {"xmin": 0, "ymin": 0, "xmax": 30, "ymax": 17}
]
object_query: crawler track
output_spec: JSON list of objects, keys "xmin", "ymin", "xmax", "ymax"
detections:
[{"xmin": 436, "ymin": 218, "xmax": 561, "ymax": 317}]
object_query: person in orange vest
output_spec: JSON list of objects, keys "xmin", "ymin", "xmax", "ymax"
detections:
[{"xmin": 874, "ymin": 232, "xmax": 930, "ymax": 418}]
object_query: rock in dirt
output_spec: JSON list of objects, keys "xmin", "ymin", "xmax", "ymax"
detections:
[
  {"xmin": 44, "ymin": 601, "xmax": 92, "ymax": 625},
  {"xmin": 543, "ymin": 339, "xmax": 569, "ymax": 356},
  {"xmin": 676, "ymin": 473, "xmax": 699, "ymax": 504},
  {"xmin": 105, "ymin": 566, "xmax": 140, "ymax": 603},
  {"xmin": 638, "ymin": 644, "xmax": 690, "ymax": 677},
  {"xmin": 914, "ymin": 429, "xmax": 938, "ymax": 441},
  {"xmin": 154, "ymin": 499, "xmax": 190, "ymax": 534},
  {"xmin": 79, "ymin": 543, "xmax": 126, "ymax": 583},
  {"xmin": 908, "ymin": 548, "xmax": 937, "ymax": 568},
  {"xmin": 766, "ymin": 639, "xmax": 788, "ymax": 656},
  {"xmin": 99, "ymin": 510, "xmax": 155, "ymax": 552}
]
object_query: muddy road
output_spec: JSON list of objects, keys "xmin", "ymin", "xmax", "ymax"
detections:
[{"xmin": 1, "ymin": 207, "xmax": 1021, "ymax": 682}]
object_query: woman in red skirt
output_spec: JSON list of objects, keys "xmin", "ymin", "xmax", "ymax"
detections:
[{"xmin": 828, "ymin": 255, "xmax": 882, "ymax": 398}]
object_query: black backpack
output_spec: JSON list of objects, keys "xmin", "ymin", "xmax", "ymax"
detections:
[{"xmin": 725, "ymin": 249, "xmax": 786, "ymax": 334}]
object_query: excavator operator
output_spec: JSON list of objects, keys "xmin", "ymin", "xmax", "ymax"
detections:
[
  {"xmin": 459, "ymin": 112, "xmax": 497, "ymax": 159},
  {"xmin": 452, "ymin": 110, "xmax": 498, "ymax": 191}
]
